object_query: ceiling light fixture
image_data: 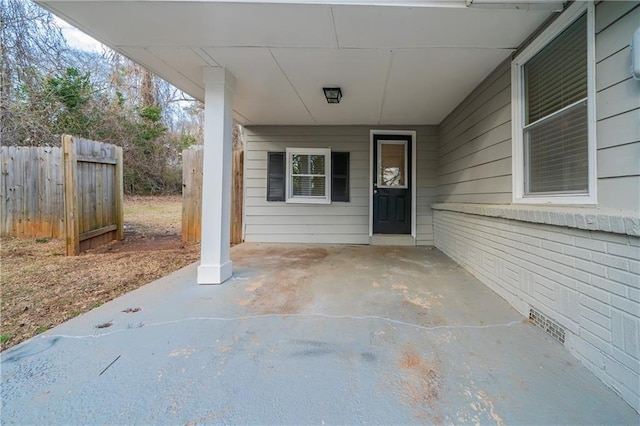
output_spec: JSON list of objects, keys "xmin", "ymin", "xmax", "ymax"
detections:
[{"xmin": 323, "ymin": 87, "xmax": 342, "ymax": 104}]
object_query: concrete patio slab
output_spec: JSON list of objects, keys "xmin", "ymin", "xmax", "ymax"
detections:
[{"xmin": 2, "ymin": 244, "xmax": 638, "ymax": 424}]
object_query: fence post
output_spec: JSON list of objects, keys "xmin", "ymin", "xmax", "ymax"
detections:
[
  {"xmin": 115, "ymin": 146, "xmax": 124, "ymax": 240},
  {"xmin": 63, "ymin": 135, "xmax": 80, "ymax": 256}
]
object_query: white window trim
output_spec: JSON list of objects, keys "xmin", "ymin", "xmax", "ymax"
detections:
[
  {"xmin": 511, "ymin": 0, "xmax": 597, "ymax": 205},
  {"xmin": 285, "ymin": 147, "xmax": 331, "ymax": 204}
]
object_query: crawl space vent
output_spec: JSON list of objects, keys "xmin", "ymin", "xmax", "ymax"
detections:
[{"xmin": 529, "ymin": 308, "xmax": 565, "ymax": 344}]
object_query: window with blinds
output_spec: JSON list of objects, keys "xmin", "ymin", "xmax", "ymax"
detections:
[
  {"xmin": 285, "ymin": 148, "xmax": 331, "ymax": 204},
  {"xmin": 523, "ymin": 13, "xmax": 588, "ymax": 195},
  {"xmin": 291, "ymin": 153, "xmax": 326, "ymax": 197},
  {"xmin": 267, "ymin": 151, "xmax": 350, "ymax": 203}
]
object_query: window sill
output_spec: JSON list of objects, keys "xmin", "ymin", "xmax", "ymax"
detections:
[
  {"xmin": 431, "ymin": 203, "xmax": 639, "ymax": 237},
  {"xmin": 513, "ymin": 194, "xmax": 596, "ymax": 205},
  {"xmin": 285, "ymin": 198, "xmax": 331, "ymax": 205}
]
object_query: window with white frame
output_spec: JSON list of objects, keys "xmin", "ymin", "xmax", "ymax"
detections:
[
  {"xmin": 285, "ymin": 148, "xmax": 331, "ymax": 204},
  {"xmin": 512, "ymin": 2, "xmax": 595, "ymax": 204}
]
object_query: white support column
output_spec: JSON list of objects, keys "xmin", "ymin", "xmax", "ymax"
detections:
[{"xmin": 198, "ymin": 67, "xmax": 236, "ymax": 284}]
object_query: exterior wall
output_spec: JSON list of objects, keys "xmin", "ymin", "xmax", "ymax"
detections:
[
  {"xmin": 437, "ymin": 58, "xmax": 512, "ymax": 204},
  {"xmin": 432, "ymin": 2, "xmax": 640, "ymax": 412},
  {"xmin": 595, "ymin": 2, "xmax": 640, "ymax": 211},
  {"xmin": 415, "ymin": 127, "xmax": 439, "ymax": 245},
  {"xmin": 437, "ymin": 2, "xmax": 640, "ymax": 211},
  {"xmin": 243, "ymin": 125, "xmax": 438, "ymax": 245}
]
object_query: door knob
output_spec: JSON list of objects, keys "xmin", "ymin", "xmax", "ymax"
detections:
[{"xmin": 373, "ymin": 190, "xmax": 378, "ymax": 194}]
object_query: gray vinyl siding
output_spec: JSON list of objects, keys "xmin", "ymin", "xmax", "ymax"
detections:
[
  {"xmin": 436, "ymin": 2, "xmax": 640, "ymax": 211},
  {"xmin": 244, "ymin": 126, "xmax": 369, "ymax": 244},
  {"xmin": 243, "ymin": 125, "xmax": 438, "ymax": 245},
  {"xmin": 595, "ymin": 2, "xmax": 640, "ymax": 212},
  {"xmin": 436, "ymin": 58, "xmax": 513, "ymax": 204},
  {"xmin": 416, "ymin": 127, "xmax": 439, "ymax": 245}
]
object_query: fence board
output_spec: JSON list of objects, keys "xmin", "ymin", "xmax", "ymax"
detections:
[
  {"xmin": 9, "ymin": 147, "xmax": 19, "ymax": 237},
  {"xmin": 96, "ymin": 163, "xmax": 103, "ymax": 228},
  {"xmin": 182, "ymin": 149, "xmax": 203, "ymax": 243},
  {"xmin": 231, "ymin": 151, "xmax": 244, "ymax": 245},
  {"xmin": 181, "ymin": 148, "xmax": 244, "ymax": 244},
  {"xmin": 1, "ymin": 148, "xmax": 8, "ymax": 236},
  {"xmin": 1, "ymin": 136, "xmax": 123, "ymax": 255},
  {"xmin": 19, "ymin": 148, "xmax": 28, "ymax": 237},
  {"xmin": 40, "ymin": 147, "xmax": 50, "ymax": 237},
  {"xmin": 55, "ymin": 147, "xmax": 64, "ymax": 235},
  {"xmin": 115, "ymin": 147, "xmax": 124, "ymax": 241}
]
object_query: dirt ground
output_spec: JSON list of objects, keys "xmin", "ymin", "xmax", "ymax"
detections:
[{"xmin": 0, "ymin": 196, "xmax": 200, "ymax": 351}]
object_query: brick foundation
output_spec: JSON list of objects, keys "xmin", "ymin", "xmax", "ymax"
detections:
[{"xmin": 433, "ymin": 208, "xmax": 640, "ymax": 412}]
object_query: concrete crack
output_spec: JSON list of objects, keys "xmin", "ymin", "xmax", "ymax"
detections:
[{"xmin": 39, "ymin": 314, "xmax": 523, "ymax": 340}]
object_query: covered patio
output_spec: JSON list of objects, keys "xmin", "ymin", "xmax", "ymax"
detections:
[
  {"xmin": 2, "ymin": 244, "xmax": 636, "ymax": 424},
  {"xmin": 21, "ymin": 0, "xmax": 640, "ymax": 415},
  {"xmin": 37, "ymin": 0, "xmax": 563, "ymax": 284}
]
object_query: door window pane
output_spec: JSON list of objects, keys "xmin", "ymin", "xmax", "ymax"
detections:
[{"xmin": 378, "ymin": 142, "xmax": 406, "ymax": 188}]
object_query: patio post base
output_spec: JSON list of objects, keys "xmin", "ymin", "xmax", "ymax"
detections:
[{"xmin": 197, "ymin": 261, "xmax": 233, "ymax": 285}]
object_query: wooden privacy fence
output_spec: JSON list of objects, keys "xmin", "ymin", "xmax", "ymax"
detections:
[
  {"xmin": 1, "ymin": 145, "xmax": 65, "ymax": 238},
  {"xmin": 63, "ymin": 135, "xmax": 123, "ymax": 255},
  {"xmin": 1, "ymin": 135, "xmax": 123, "ymax": 255},
  {"xmin": 182, "ymin": 148, "xmax": 243, "ymax": 245}
]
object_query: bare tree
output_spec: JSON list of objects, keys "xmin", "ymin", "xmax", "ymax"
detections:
[
  {"xmin": 0, "ymin": 0, "xmax": 71, "ymax": 143},
  {"xmin": 140, "ymin": 68, "xmax": 155, "ymax": 107},
  {"xmin": 1, "ymin": 0, "xmax": 68, "ymax": 92},
  {"xmin": 0, "ymin": 0, "xmax": 209, "ymax": 193}
]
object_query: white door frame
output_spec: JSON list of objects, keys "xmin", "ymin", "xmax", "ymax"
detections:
[{"xmin": 369, "ymin": 129, "xmax": 417, "ymax": 239}]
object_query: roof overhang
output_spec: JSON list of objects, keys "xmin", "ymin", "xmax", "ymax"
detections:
[{"xmin": 37, "ymin": 0, "xmax": 559, "ymax": 125}]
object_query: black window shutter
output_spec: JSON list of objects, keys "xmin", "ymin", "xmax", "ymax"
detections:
[
  {"xmin": 267, "ymin": 152, "xmax": 285, "ymax": 201},
  {"xmin": 331, "ymin": 152, "xmax": 350, "ymax": 202}
]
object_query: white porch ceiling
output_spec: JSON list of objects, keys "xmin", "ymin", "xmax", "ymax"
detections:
[{"xmin": 38, "ymin": 1, "xmax": 556, "ymax": 125}]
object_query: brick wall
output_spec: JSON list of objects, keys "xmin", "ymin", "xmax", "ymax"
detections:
[{"xmin": 433, "ymin": 209, "xmax": 640, "ymax": 412}]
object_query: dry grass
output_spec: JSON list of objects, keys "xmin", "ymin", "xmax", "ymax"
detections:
[{"xmin": 0, "ymin": 195, "xmax": 200, "ymax": 351}]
